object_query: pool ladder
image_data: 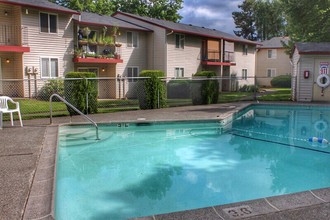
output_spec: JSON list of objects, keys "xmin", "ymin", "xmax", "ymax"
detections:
[{"xmin": 49, "ymin": 94, "xmax": 100, "ymax": 140}]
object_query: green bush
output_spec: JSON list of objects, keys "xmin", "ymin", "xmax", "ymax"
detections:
[
  {"xmin": 239, "ymin": 84, "xmax": 259, "ymax": 92},
  {"xmin": 37, "ymin": 79, "xmax": 64, "ymax": 101},
  {"xmin": 271, "ymin": 75, "xmax": 291, "ymax": 88},
  {"xmin": 64, "ymin": 72, "xmax": 98, "ymax": 114},
  {"xmin": 138, "ymin": 70, "xmax": 167, "ymax": 109},
  {"xmin": 191, "ymin": 71, "xmax": 219, "ymax": 105}
]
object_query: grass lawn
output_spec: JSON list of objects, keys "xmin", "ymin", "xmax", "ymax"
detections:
[
  {"xmin": 4, "ymin": 88, "xmax": 291, "ymax": 120},
  {"xmin": 257, "ymin": 88, "xmax": 291, "ymax": 101}
]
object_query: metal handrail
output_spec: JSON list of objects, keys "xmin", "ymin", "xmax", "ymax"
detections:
[{"xmin": 49, "ymin": 94, "xmax": 100, "ymax": 140}]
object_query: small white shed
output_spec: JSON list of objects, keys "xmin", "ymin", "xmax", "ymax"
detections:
[{"xmin": 292, "ymin": 42, "xmax": 330, "ymax": 102}]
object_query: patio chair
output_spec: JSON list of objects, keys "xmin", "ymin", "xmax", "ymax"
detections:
[{"xmin": 0, "ymin": 96, "xmax": 23, "ymax": 127}]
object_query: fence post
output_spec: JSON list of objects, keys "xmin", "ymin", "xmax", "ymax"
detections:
[{"xmin": 85, "ymin": 78, "xmax": 89, "ymax": 114}]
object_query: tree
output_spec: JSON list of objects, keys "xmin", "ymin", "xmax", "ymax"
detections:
[
  {"xmin": 279, "ymin": 0, "xmax": 330, "ymax": 56},
  {"xmin": 232, "ymin": 0, "xmax": 257, "ymax": 41},
  {"xmin": 280, "ymin": 0, "xmax": 330, "ymax": 42},
  {"xmin": 232, "ymin": 0, "xmax": 286, "ymax": 41},
  {"xmin": 49, "ymin": 0, "xmax": 183, "ymax": 22}
]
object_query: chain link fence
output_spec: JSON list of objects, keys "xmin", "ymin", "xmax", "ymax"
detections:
[{"xmin": 0, "ymin": 75, "xmax": 293, "ymax": 120}]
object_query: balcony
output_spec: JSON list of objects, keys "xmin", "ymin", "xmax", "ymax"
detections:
[
  {"xmin": 201, "ymin": 50, "xmax": 236, "ymax": 66},
  {"xmin": 72, "ymin": 57, "xmax": 123, "ymax": 64},
  {"xmin": 0, "ymin": 25, "xmax": 30, "ymax": 52}
]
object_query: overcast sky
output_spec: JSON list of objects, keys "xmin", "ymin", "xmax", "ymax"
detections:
[{"xmin": 179, "ymin": 0, "xmax": 244, "ymax": 35}]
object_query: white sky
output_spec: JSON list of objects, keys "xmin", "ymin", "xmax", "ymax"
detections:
[{"xmin": 179, "ymin": 0, "xmax": 244, "ymax": 34}]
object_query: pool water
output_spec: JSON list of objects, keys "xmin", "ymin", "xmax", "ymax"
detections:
[{"xmin": 55, "ymin": 105, "xmax": 330, "ymax": 219}]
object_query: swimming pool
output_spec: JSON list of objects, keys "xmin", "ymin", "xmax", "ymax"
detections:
[{"xmin": 55, "ymin": 104, "xmax": 330, "ymax": 219}]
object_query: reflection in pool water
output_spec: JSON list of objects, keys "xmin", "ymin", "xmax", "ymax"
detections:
[{"xmin": 55, "ymin": 105, "xmax": 330, "ymax": 219}]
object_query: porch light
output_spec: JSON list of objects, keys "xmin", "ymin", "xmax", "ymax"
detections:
[
  {"xmin": 25, "ymin": 9, "xmax": 29, "ymax": 15},
  {"xmin": 6, "ymin": 58, "xmax": 10, "ymax": 63},
  {"xmin": 101, "ymin": 68, "xmax": 105, "ymax": 72},
  {"xmin": 4, "ymin": 11, "xmax": 8, "ymax": 16}
]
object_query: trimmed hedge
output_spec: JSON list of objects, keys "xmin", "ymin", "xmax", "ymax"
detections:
[
  {"xmin": 138, "ymin": 70, "xmax": 167, "ymax": 109},
  {"xmin": 64, "ymin": 72, "xmax": 98, "ymax": 114},
  {"xmin": 271, "ymin": 75, "xmax": 291, "ymax": 88},
  {"xmin": 192, "ymin": 71, "xmax": 219, "ymax": 105}
]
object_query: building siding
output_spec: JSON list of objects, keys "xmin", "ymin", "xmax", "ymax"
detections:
[
  {"xmin": 256, "ymin": 48, "xmax": 291, "ymax": 87},
  {"xmin": 231, "ymin": 43, "xmax": 256, "ymax": 87},
  {"xmin": 166, "ymin": 33, "xmax": 202, "ymax": 78}
]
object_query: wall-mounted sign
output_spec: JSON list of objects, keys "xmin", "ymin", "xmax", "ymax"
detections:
[{"xmin": 319, "ymin": 62, "xmax": 329, "ymax": 75}]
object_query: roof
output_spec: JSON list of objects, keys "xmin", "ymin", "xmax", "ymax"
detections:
[
  {"xmin": 113, "ymin": 11, "xmax": 259, "ymax": 45},
  {"xmin": 296, "ymin": 42, "xmax": 330, "ymax": 55},
  {"xmin": 258, "ymin": 37, "xmax": 290, "ymax": 49},
  {"xmin": 0, "ymin": 0, "xmax": 79, "ymax": 14},
  {"xmin": 74, "ymin": 12, "xmax": 151, "ymax": 31}
]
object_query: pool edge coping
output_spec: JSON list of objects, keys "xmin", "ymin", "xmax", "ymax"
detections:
[{"xmin": 23, "ymin": 102, "xmax": 330, "ymax": 220}]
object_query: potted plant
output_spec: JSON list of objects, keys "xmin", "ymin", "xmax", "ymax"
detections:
[
  {"xmin": 97, "ymin": 35, "xmax": 105, "ymax": 46},
  {"xmin": 88, "ymin": 33, "xmax": 97, "ymax": 46},
  {"xmin": 114, "ymin": 52, "xmax": 121, "ymax": 59},
  {"xmin": 78, "ymin": 38, "xmax": 88, "ymax": 45},
  {"xmin": 81, "ymin": 27, "xmax": 91, "ymax": 37},
  {"xmin": 74, "ymin": 48, "xmax": 83, "ymax": 58},
  {"xmin": 104, "ymin": 36, "xmax": 114, "ymax": 47}
]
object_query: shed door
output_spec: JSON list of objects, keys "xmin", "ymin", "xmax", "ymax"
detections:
[{"xmin": 313, "ymin": 59, "xmax": 330, "ymax": 101}]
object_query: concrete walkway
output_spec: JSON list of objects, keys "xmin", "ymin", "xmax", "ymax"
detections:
[{"xmin": 1, "ymin": 102, "xmax": 330, "ymax": 220}]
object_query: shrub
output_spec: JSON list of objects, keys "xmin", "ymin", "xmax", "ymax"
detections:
[
  {"xmin": 37, "ymin": 79, "xmax": 64, "ymax": 101},
  {"xmin": 239, "ymin": 84, "xmax": 259, "ymax": 92},
  {"xmin": 138, "ymin": 70, "xmax": 167, "ymax": 109},
  {"xmin": 271, "ymin": 75, "xmax": 291, "ymax": 88},
  {"xmin": 167, "ymin": 80, "xmax": 191, "ymax": 99},
  {"xmin": 191, "ymin": 71, "xmax": 219, "ymax": 105},
  {"xmin": 64, "ymin": 72, "xmax": 98, "ymax": 115}
]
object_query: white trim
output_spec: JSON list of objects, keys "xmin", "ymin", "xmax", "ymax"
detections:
[
  {"xmin": 40, "ymin": 57, "xmax": 59, "ymax": 79},
  {"xmin": 126, "ymin": 31, "xmax": 139, "ymax": 48},
  {"xmin": 39, "ymin": 12, "xmax": 58, "ymax": 34},
  {"xmin": 267, "ymin": 68, "xmax": 276, "ymax": 77}
]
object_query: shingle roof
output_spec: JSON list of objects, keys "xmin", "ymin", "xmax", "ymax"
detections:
[
  {"xmin": 258, "ymin": 37, "xmax": 290, "ymax": 49},
  {"xmin": 75, "ymin": 12, "xmax": 151, "ymax": 31},
  {"xmin": 113, "ymin": 11, "xmax": 258, "ymax": 45},
  {"xmin": 0, "ymin": 0, "xmax": 79, "ymax": 14},
  {"xmin": 296, "ymin": 42, "xmax": 330, "ymax": 54}
]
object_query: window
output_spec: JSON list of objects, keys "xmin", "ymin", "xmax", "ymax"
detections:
[
  {"xmin": 267, "ymin": 68, "xmax": 276, "ymax": 77},
  {"xmin": 40, "ymin": 12, "xmax": 57, "ymax": 33},
  {"xmin": 243, "ymin": 44, "xmax": 248, "ymax": 55},
  {"xmin": 41, "ymin": 58, "xmax": 58, "ymax": 78},
  {"xmin": 175, "ymin": 34, "xmax": 184, "ymax": 49},
  {"xmin": 242, "ymin": 69, "xmax": 248, "ymax": 80},
  {"xmin": 175, "ymin": 68, "xmax": 184, "ymax": 78},
  {"xmin": 127, "ymin": 32, "xmax": 138, "ymax": 48},
  {"xmin": 267, "ymin": 49, "xmax": 277, "ymax": 59},
  {"xmin": 127, "ymin": 67, "xmax": 139, "ymax": 82}
]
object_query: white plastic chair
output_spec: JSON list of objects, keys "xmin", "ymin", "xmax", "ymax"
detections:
[{"xmin": 0, "ymin": 96, "xmax": 23, "ymax": 127}]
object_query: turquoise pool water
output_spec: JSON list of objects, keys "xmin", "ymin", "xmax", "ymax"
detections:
[{"xmin": 55, "ymin": 105, "xmax": 330, "ymax": 219}]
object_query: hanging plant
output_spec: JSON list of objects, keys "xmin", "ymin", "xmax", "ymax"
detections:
[{"xmin": 82, "ymin": 27, "xmax": 91, "ymax": 37}]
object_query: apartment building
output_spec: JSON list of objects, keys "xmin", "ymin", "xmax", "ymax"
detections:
[
  {"xmin": 256, "ymin": 37, "xmax": 291, "ymax": 87},
  {"xmin": 0, "ymin": 0, "xmax": 258, "ymax": 99}
]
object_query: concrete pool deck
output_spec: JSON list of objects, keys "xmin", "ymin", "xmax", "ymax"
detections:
[{"xmin": 1, "ymin": 102, "xmax": 330, "ymax": 220}]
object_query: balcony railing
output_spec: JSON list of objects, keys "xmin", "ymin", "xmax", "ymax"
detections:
[
  {"xmin": 0, "ymin": 25, "xmax": 28, "ymax": 46},
  {"xmin": 224, "ymin": 51, "xmax": 235, "ymax": 63},
  {"xmin": 202, "ymin": 50, "xmax": 235, "ymax": 63}
]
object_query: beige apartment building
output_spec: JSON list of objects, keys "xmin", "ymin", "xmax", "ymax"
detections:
[
  {"xmin": 0, "ymin": 0, "xmax": 258, "ymax": 99},
  {"xmin": 256, "ymin": 37, "xmax": 291, "ymax": 87}
]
